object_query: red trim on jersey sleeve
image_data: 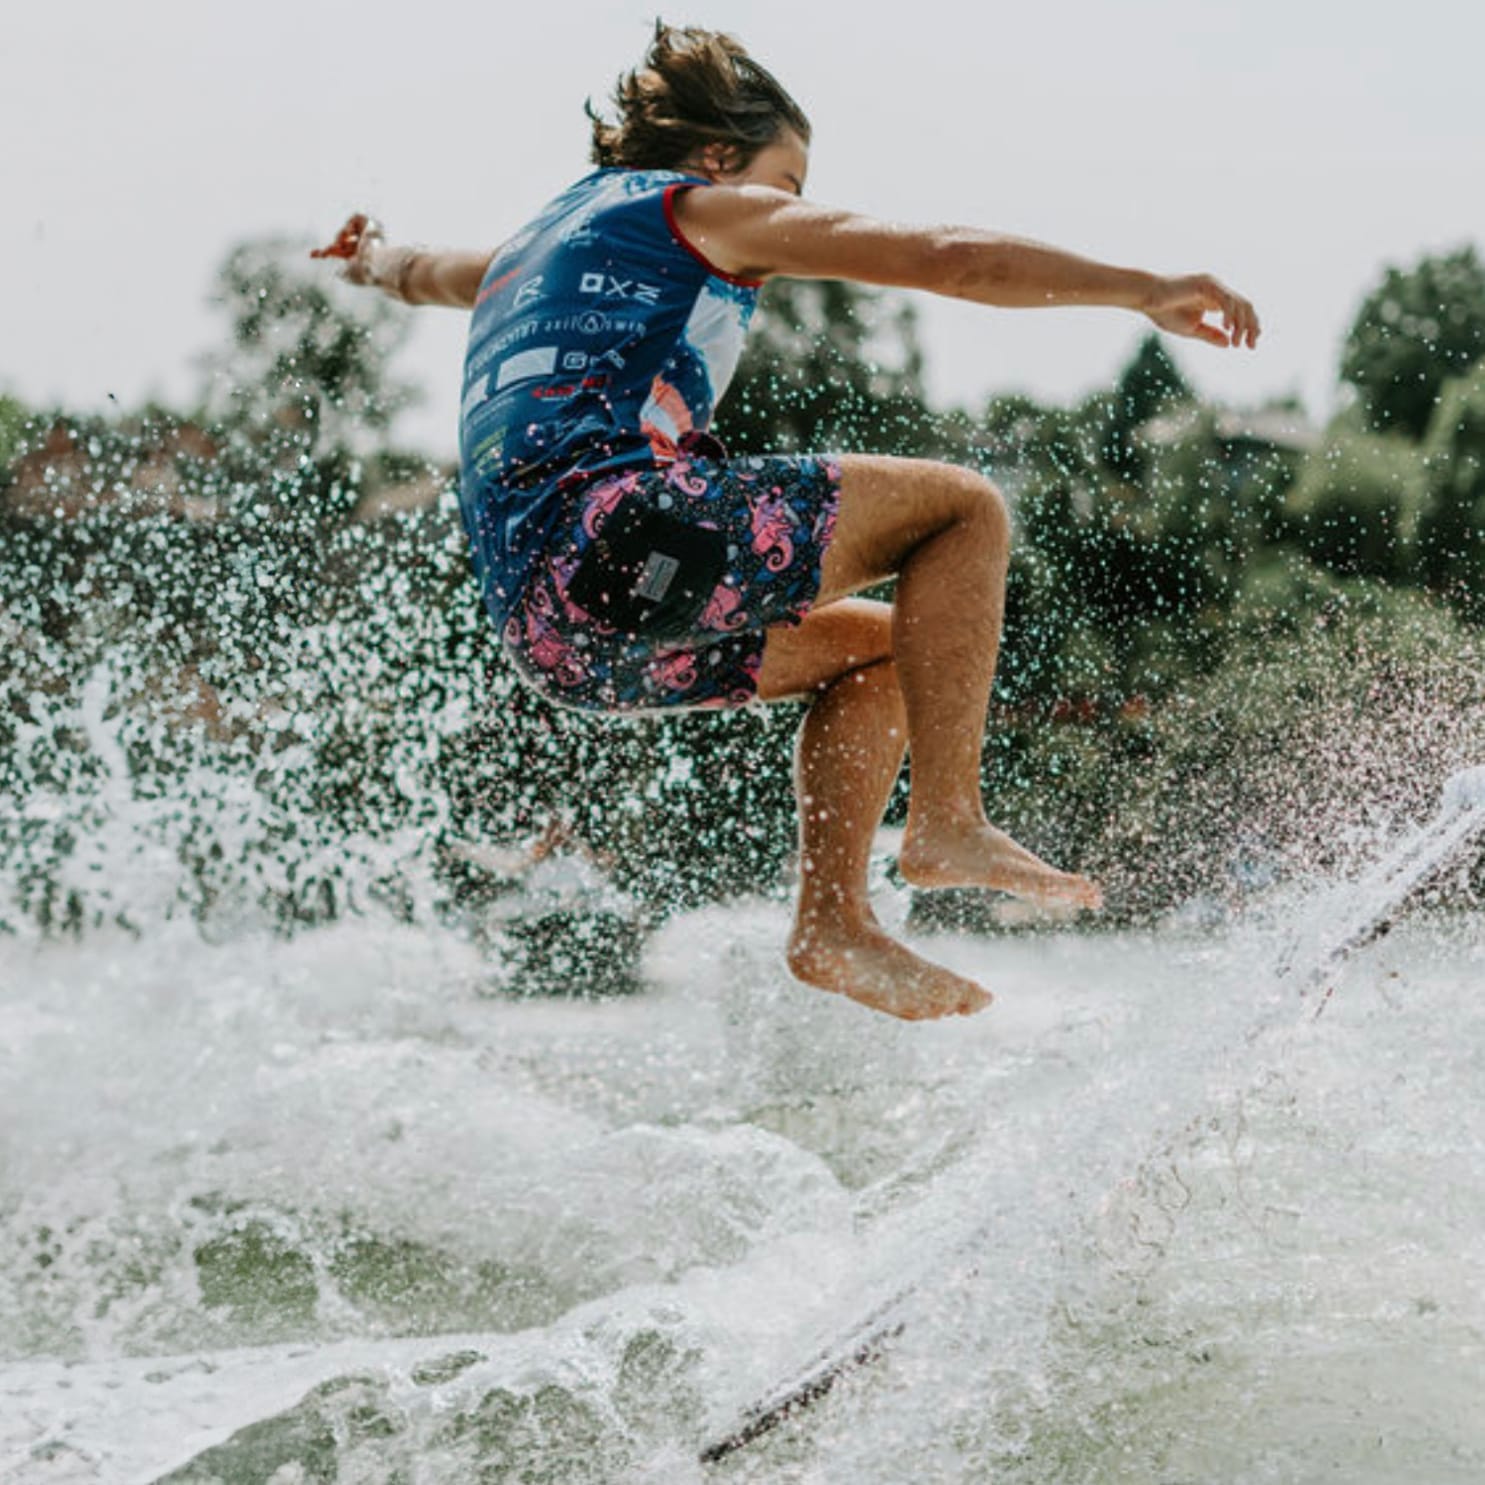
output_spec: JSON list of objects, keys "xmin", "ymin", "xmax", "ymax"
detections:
[{"xmin": 662, "ymin": 183, "xmax": 765, "ymax": 290}]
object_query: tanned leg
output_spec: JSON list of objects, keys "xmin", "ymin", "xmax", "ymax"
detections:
[
  {"xmin": 758, "ymin": 599, "xmax": 992, "ymax": 1020},
  {"xmin": 753, "ymin": 458, "xmax": 1100, "ymax": 1021},
  {"xmin": 814, "ymin": 456, "xmax": 1101, "ymax": 910}
]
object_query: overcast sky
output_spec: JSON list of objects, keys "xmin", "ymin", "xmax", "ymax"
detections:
[{"xmin": 3, "ymin": 0, "xmax": 1481, "ymax": 456}]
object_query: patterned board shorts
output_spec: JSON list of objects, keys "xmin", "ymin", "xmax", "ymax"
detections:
[{"xmin": 502, "ymin": 453, "xmax": 843, "ymax": 712}]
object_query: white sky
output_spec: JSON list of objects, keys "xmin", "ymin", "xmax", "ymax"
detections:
[{"xmin": 3, "ymin": 0, "xmax": 1481, "ymax": 456}]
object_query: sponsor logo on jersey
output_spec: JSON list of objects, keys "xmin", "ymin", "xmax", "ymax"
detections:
[
  {"xmin": 578, "ymin": 271, "xmax": 662, "ymax": 306},
  {"xmin": 560, "ymin": 219, "xmax": 599, "ymax": 249},
  {"xmin": 530, "ymin": 372, "xmax": 612, "ymax": 401},
  {"xmin": 494, "ymin": 345, "xmax": 559, "ymax": 391},
  {"xmin": 468, "ymin": 321, "xmax": 544, "ymax": 376},
  {"xmin": 469, "ymin": 426, "xmax": 507, "ymax": 469},
  {"xmin": 513, "ymin": 275, "xmax": 545, "ymax": 310},
  {"xmin": 460, "ymin": 375, "xmax": 490, "ymax": 420},
  {"xmin": 536, "ymin": 311, "xmax": 646, "ymax": 334}
]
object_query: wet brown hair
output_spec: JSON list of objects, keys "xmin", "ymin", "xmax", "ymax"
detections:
[{"xmin": 587, "ymin": 21, "xmax": 810, "ymax": 172}]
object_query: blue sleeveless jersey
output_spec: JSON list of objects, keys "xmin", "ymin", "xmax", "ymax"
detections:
[{"xmin": 457, "ymin": 168, "xmax": 762, "ymax": 624}]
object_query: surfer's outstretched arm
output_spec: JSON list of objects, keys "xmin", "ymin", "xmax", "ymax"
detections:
[
  {"xmin": 311, "ymin": 215, "xmax": 493, "ymax": 309},
  {"xmin": 671, "ymin": 189, "xmax": 1261, "ymax": 349}
]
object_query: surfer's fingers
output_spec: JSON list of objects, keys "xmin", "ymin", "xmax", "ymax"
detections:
[
  {"xmin": 310, "ymin": 214, "xmax": 387, "ymax": 287},
  {"xmin": 343, "ymin": 219, "xmax": 388, "ymax": 286},
  {"xmin": 1239, "ymin": 296, "xmax": 1262, "ymax": 347},
  {"xmin": 1211, "ymin": 281, "xmax": 1261, "ymax": 348},
  {"xmin": 310, "ymin": 212, "xmax": 371, "ymax": 260},
  {"xmin": 1190, "ymin": 319, "xmax": 1231, "ymax": 348}
]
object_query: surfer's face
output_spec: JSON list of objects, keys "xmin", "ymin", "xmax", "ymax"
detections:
[{"xmin": 692, "ymin": 129, "xmax": 810, "ymax": 197}]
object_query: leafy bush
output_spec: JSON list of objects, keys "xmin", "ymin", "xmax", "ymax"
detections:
[{"xmin": 1340, "ymin": 245, "xmax": 1485, "ymax": 440}]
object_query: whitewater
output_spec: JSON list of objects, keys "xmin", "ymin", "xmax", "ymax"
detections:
[{"xmin": 3, "ymin": 816, "xmax": 1484, "ymax": 1482}]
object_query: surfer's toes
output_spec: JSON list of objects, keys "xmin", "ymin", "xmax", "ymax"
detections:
[
  {"xmin": 956, "ymin": 984, "xmax": 994, "ymax": 1017},
  {"xmin": 899, "ymin": 823, "xmax": 1103, "ymax": 912},
  {"xmin": 1064, "ymin": 874, "xmax": 1104, "ymax": 911},
  {"xmin": 787, "ymin": 923, "xmax": 993, "ymax": 1022}
]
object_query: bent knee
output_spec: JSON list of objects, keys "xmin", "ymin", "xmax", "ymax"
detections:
[
  {"xmin": 933, "ymin": 462, "xmax": 1008, "ymax": 541},
  {"xmin": 831, "ymin": 454, "xmax": 1009, "ymax": 585}
]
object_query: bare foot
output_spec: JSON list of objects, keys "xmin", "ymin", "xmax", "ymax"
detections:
[
  {"xmin": 899, "ymin": 818, "xmax": 1103, "ymax": 910},
  {"xmin": 787, "ymin": 917, "xmax": 992, "ymax": 1021}
]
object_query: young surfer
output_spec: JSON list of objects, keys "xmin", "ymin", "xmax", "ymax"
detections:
[{"xmin": 314, "ymin": 22, "xmax": 1259, "ymax": 1022}]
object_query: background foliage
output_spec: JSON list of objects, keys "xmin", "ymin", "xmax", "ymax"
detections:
[{"xmin": 4, "ymin": 238, "xmax": 1484, "ymax": 940}]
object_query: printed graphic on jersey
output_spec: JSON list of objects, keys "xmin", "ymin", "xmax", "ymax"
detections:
[{"xmin": 455, "ymin": 169, "xmax": 762, "ymax": 629}]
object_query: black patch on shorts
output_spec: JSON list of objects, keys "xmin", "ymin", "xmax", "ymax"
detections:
[{"xmin": 567, "ymin": 498, "xmax": 727, "ymax": 641}]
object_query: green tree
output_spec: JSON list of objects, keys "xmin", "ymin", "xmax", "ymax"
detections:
[
  {"xmin": 1100, "ymin": 333, "xmax": 1196, "ymax": 478},
  {"xmin": 191, "ymin": 237, "xmax": 433, "ymax": 613},
  {"xmin": 0, "ymin": 394, "xmax": 27, "ymax": 478},
  {"xmin": 1417, "ymin": 363, "xmax": 1485, "ymax": 618},
  {"xmin": 1284, "ymin": 423, "xmax": 1426, "ymax": 583},
  {"xmin": 203, "ymin": 237, "xmax": 418, "ymax": 458},
  {"xmin": 715, "ymin": 279, "xmax": 936, "ymax": 456},
  {"xmin": 1339, "ymin": 244, "xmax": 1485, "ymax": 440},
  {"xmin": 979, "ymin": 392, "xmax": 1048, "ymax": 456}
]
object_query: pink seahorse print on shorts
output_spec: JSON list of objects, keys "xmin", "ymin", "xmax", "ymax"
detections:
[
  {"xmin": 580, "ymin": 470, "xmax": 642, "ymax": 538},
  {"xmin": 648, "ymin": 649, "xmax": 699, "ymax": 694},
  {"xmin": 664, "ymin": 457, "xmax": 711, "ymax": 498},
  {"xmin": 518, "ymin": 579, "xmax": 588, "ymax": 688},
  {"xmin": 749, "ymin": 486, "xmax": 795, "ymax": 573},
  {"xmin": 699, "ymin": 582, "xmax": 747, "ymax": 632},
  {"xmin": 495, "ymin": 451, "xmax": 840, "ymax": 713}
]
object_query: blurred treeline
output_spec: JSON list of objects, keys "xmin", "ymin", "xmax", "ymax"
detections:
[{"xmin": 3, "ymin": 241, "xmax": 1484, "ymax": 938}]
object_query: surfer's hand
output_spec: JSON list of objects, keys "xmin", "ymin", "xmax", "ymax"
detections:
[
  {"xmin": 310, "ymin": 214, "xmax": 398, "ymax": 292},
  {"xmin": 1143, "ymin": 274, "xmax": 1260, "ymax": 349}
]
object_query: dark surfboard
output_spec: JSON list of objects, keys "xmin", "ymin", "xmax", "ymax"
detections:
[
  {"xmin": 698, "ymin": 1291, "xmax": 908, "ymax": 1463},
  {"xmin": 701, "ymin": 767, "xmax": 1485, "ymax": 1465}
]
